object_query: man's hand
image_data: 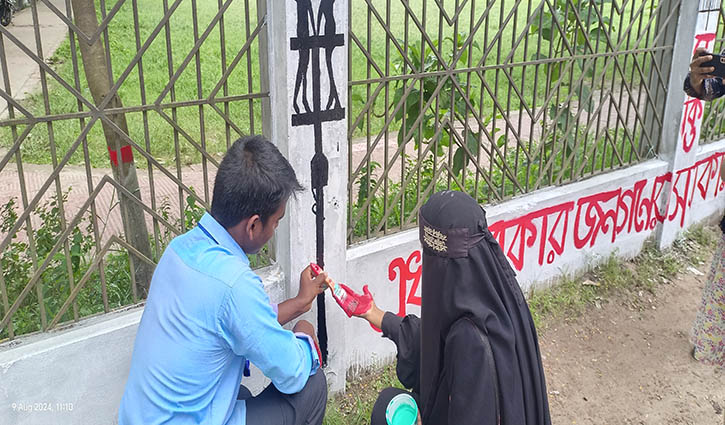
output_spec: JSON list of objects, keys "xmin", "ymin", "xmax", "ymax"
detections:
[
  {"xmin": 276, "ymin": 266, "xmax": 328, "ymax": 326},
  {"xmin": 690, "ymin": 48, "xmax": 717, "ymax": 96},
  {"xmin": 297, "ymin": 265, "xmax": 328, "ymax": 308}
]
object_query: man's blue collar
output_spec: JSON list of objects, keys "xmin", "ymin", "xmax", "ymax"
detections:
[{"xmin": 197, "ymin": 212, "xmax": 249, "ymax": 264}]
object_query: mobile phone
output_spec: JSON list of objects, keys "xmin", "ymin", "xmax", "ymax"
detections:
[{"xmin": 701, "ymin": 53, "xmax": 725, "ymax": 79}]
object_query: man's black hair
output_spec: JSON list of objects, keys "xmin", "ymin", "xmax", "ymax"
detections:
[{"xmin": 211, "ymin": 135, "xmax": 303, "ymax": 228}]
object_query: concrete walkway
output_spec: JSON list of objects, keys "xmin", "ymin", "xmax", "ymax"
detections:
[{"xmin": 0, "ymin": 0, "xmax": 68, "ymax": 120}]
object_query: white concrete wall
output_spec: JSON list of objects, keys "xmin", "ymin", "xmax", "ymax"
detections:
[
  {"xmin": 343, "ymin": 141, "xmax": 725, "ymax": 373},
  {"xmin": 0, "ymin": 308, "xmax": 140, "ymax": 425},
  {"xmin": 683, "ymin": 142, "xmax": 725, "ymax": 227},
  {"xmin": 0, "ymin": 266, "xmax": 286, "ymax": 425}
]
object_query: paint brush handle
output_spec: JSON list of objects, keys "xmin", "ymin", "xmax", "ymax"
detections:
[
  {"xmin": 309, "ymin": 263, "xmax": 373, "ymax": 318},
  {"xmin": 310, "ymin": 263, "xmax": 349, "ymax": 311},
  {"xmin": 310, "ymin": 263, "xmax": 335, "ymax": 290}
]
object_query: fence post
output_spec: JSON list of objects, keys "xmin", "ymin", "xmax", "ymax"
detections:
[
  {"xmin": 266, "ymin": 0, "xmax": 349, "ymax": 393},
  {"xmin": 643, "ymin": 0, "xmax": 679, "ymax": 157},
  {"xmin": 657, "ymin": 0, "xmax": 720, "ymax": 249},
  {"xmin": 257, "ymin": 0, "xmax": 271, "ymax": 140}
]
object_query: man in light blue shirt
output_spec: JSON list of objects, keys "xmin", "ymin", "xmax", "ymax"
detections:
[{"xmin": 119, "ymin": 136, "xmax": 329, "ymax": 425}]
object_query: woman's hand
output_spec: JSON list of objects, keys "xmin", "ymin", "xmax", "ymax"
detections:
[{"xmin": 358, "ymin": 291, "xmax": 386, "ymax": 329}]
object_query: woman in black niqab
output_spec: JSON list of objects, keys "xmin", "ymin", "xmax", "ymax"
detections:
[{"xmin": 360, "ymin": 190, "xmax": 552, "ymax": 425}]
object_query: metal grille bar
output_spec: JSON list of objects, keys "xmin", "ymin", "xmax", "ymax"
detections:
[{"xmin": 348, "ymin": 0, "xmax": 682, "ymax": 244}]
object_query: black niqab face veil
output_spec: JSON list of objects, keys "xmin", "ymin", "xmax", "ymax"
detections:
[{"xmin": 419, "ymin": 191, "xmax": 551, "ymax": 425}]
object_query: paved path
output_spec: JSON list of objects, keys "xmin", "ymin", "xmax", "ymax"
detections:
[
  {"xmin": 542, "ymin": 255, "xmax": 725, "ymax": 424},
  {"xmin": 0, "ymin": 158, "xmax": 211, "ymax": 244},
  {"xmin": 0, "ymin": 0, "xmax": 68, "ymax": 120},
  {"xmin": 0, "ymin": 95, "xmax": 642, "ymax": 243}
]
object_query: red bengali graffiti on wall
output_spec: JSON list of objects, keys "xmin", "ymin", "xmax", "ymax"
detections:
[
  {"xmin": 372, "ymin": 251, "xmax": 422, "ymax": 331},
  {"xmin": 682, "ymin": 33, "xmax": 716, "ymax": 153},
  {"xmin": 378, "ymin": 152, "xmax": 725, "ymax": 328},
  {"xmin": 388, "ymin": 251, "xmax": 422, "ymax": 317}
]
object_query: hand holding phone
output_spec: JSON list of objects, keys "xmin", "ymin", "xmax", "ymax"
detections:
[
  {"xmin": 701, "ymin": 53, "xmax": 725, "ymax": 79},
  {"xmin": 691, "ymin": 49, "xmax": 721, "ymax": 77},
  {"xmin": 689, "ymin": 48, "xmax": 719, "ymax": 97}
]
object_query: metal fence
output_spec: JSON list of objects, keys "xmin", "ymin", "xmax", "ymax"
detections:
[
  {"xmin": 0, "ymin": 0, "xmax": 701, "ymax": 340},
  {"xmin": 0, "ymin": 0, "xmax": 269, "ymax": 341},
  {"xmin": 347, "ymin": 0, "xmax": 682, "ymax": 243}
]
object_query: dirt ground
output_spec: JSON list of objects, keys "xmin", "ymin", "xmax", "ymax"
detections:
[{"xmin": 540, "ymin": 264, "xmax": 725, "ymax": 425}]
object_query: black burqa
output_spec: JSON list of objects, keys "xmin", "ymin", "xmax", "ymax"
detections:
[{"xmin": 377, "ymin": 190, "xmax": 551, "ymax": 425}]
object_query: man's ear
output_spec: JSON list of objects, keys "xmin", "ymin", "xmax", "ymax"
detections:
[{"xmin": 246, "ymin": 214, "xmax": 262, "ymax": 238}]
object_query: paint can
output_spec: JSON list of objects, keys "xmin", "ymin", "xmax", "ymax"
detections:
[{"xmin": 385, "ymin": 393, "xmax": 418, "ymax": 425}]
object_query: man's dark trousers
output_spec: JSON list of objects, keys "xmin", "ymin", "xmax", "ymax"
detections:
[{"xmin": 240, "ymin": 370, "xmax": 327, "ymax": 425}]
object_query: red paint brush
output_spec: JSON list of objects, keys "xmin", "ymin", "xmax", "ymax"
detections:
[{"xmin": 309, "ymin": 263, "xmax": 373, "ymax": 318}]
